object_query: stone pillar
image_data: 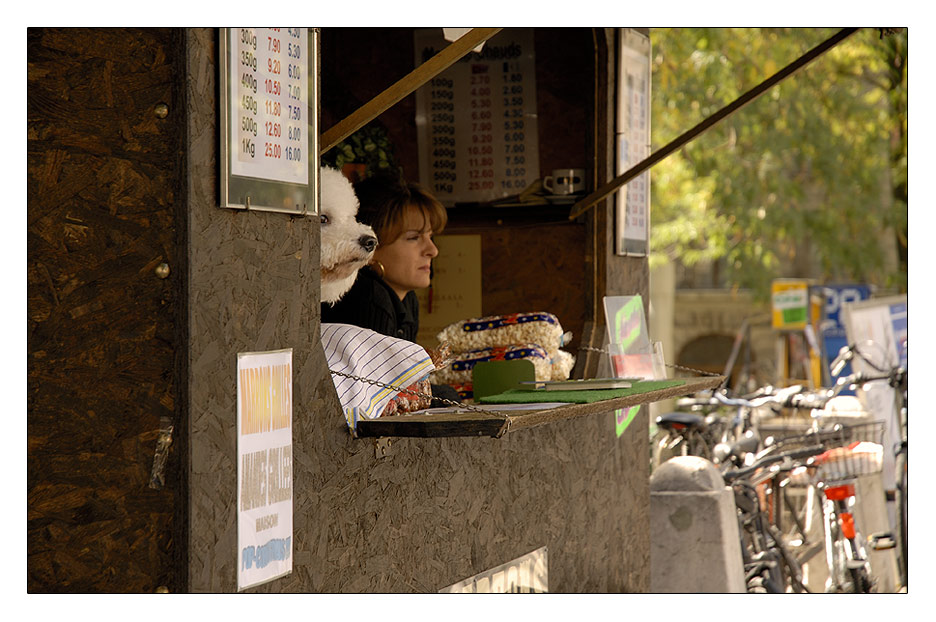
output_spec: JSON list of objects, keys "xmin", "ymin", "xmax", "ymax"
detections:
[{"xmin": 650, "ymin": 456, "xmax": 746, "ymax": 593}]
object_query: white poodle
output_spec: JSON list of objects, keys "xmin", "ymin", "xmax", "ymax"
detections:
[{"xmin": 319, "ymin": 166, "xmax": 378, "ymax": 304}]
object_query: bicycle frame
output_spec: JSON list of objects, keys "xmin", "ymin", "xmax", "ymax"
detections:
[
  {"xmin": 831, "ymin": 342, "xmax": 907, "ymax": 589},
  {"xmin": 818, "ymin": 480, "xmax": 873, "ymax": 593},
  {"xmin": 723, "ymin": 443, "xmax": 828, "ymax": 593}
]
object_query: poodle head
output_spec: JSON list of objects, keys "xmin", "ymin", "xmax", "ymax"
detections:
[{"xmin": 319, "ymin": 166, "xmax": 378, "ymax": 304}]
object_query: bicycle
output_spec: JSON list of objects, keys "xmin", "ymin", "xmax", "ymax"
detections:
[
  {"xmin": 742, "ymin": 379, "xmax": 895, "ymax": 592},
  {"xmin": 651, "ymin": 383, "xmax": 799, "ymax": 471},
  {"xmin": 721, "ymin": 416, "xmax": 890, "ymax": 593},
  {"xmin": 722, "ymin": 439, "xmax": 829, "ymax": 593},
  {"xmin": 650, "ymin": 395, "xmax": 730, "ymax": 469},
  {"xmin": 807, "ymin": 420, "xmax": 887, "ymax": 593},
  {"xmin": 830, "ymin": 343, "xmax": 907, "ymax": 589}
]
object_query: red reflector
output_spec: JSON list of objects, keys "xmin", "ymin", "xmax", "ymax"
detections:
[
  {"xmin": 840, "ymin": 513, "xmax": 856, "ymax": 539},
  {"xmin": 824, "ymin": 484, "xmax": 856, "ymax": 501},
  {"xmin": 672, "ymin": 423, "xmax": 686, "ymax": 430}
]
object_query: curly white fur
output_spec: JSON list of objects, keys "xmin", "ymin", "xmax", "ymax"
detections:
[{"xmin": 320, "ymin": 166, "xmax": 378, "ymax": 304}]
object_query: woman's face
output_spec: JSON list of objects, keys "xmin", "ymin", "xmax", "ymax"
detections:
[{"xmin": 373, "ymin": 206, "xmax": 439, "ymax": 300}]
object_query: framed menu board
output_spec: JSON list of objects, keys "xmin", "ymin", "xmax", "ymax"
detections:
[
  {"xmin": 414, "ymin": 28, "xmax": 540, "ymax": 205},
  {"xmin": 220, "ymin": 28, "xmax": 318, "ymax": 216},
  {"xmin": 615, "ymin": 28, "xmax": 651, "ymax": 256}
]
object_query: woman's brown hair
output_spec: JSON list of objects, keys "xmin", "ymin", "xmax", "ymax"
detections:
[{"xmin": 352, "ymin": 172, "xmax": 447, "ymax": 245}]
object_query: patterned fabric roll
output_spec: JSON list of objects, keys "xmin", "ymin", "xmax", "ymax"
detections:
[
  {"xmin": 436, "ymin": 312, "xmax": 565, "ymax": 357},
  {"xmin": 322, "ymin": 323, "xmax": 435, "ymax": 427}
]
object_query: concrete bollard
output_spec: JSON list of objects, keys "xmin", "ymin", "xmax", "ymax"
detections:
[{"xmin": 650, "ymin": 456, "xmax": 746, "ymax": 593}]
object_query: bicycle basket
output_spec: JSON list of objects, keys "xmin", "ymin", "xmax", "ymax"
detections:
[{"xmin": 810, "ymin": 420, "xmax": 886, "ymax": 480}]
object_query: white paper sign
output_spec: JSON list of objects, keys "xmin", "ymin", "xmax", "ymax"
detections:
[
  {"xmin": 229, "ymin": 28, "xmax": 309, "ymax": 185},
  {"xmin": 237, "ymin": 348, "xmax": 293, "ymax": 591},
  {"xmin": 440, "ymin": 547, "xmax": 548, "ymax": 593}
]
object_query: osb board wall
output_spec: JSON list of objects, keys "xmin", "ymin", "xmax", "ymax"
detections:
[
  {"xmin": 27, "ymin": 28, "xmax": 186, "ymax": 592},
  {"xmin": 187, "ymin": 28, "xmax": 648, "ymax": 593}
]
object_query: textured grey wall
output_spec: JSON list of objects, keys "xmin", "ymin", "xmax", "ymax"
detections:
[{"xmin": 185, "ymin": 28, "xmax": 648, "ymax": 593}]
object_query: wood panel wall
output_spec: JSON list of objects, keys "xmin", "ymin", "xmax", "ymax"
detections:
[
  {"xmin": 27, "ymin": 27, "xmax": 186, "ymax": 592},
  {"xmin": 187, "ymin": 27, "xmax": 649, "ymax": 593}
]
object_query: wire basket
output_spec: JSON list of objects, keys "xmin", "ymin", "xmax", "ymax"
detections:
[
  {"xmin": 810, "ymin": 420, "xmax": 886, "ymax": 480},
  {"xmin": 761, "ymin": 420, "xmax": 885, "ymax": 484}
]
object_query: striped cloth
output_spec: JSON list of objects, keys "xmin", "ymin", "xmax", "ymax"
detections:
[{"xmin": 321, "ymin": 323, "xmax": 435, "ymax": 428}]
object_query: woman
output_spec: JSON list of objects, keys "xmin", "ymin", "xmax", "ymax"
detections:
[
  {"xmin": 321, "ymin": 172, "xmax": 443, "ymax": 338},
  {"xmin": 321, "ymin": 172, "xmax": 460, "ymax": 406}
]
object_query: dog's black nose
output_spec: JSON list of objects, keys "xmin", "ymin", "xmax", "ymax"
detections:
[{"xmin": 359, "ymin": 235, "xmax": 377, "ymax": 252}]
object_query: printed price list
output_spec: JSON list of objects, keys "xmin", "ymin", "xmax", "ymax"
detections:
[
  {"xmin": 621, "ymin": 70, "xmax": 649, "ymax": 233},
  {"xmin": 615, "ymin": 29, "xmax": 651, "ymax": 256},
  {"xmin": 415, "ymin": 29, "xmax": 539, "ymax": 204},
  {"xmin": 230, "ymin": 28, "xmax": 308, "ymax": 185}
]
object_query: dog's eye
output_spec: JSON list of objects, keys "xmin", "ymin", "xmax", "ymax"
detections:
[{"xmin": 320, "ymin": 214, "xmax": 329, "ymax": 225}]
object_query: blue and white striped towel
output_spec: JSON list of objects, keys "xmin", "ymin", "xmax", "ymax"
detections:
[{"xmin": 321, "ymin": 323, "xmax": 435, "ymax": 428}]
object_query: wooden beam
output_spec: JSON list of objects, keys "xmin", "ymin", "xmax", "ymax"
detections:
[
  {"xmin": 320, "ymin": 27, "xmax": 503, "ymax": 154},
  {"xmin": 568, "ymin": 27, "xmax": 860, "ymax": 220}
]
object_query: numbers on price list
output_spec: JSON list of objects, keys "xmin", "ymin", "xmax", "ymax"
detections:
[
  {"xmin": 230, "ymin": 28, "xmax": 309, "ymax": 183},
  {"xmin": 428, "ymin": 76, "xmax": 457, "ymax": 194},
  {"xmin": 415, "ymin": 30, "xmax": 538, "ymax": 201}
]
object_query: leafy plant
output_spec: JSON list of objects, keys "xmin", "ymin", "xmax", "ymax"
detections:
[{"xmin": 321, "ymin": 123, "xmax": 400, "ymax": 178}]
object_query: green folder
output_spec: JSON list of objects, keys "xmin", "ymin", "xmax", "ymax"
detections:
[
  {"xmin": 478, "ymin": 379, "xmax": 685, "ymax": 404},
  {"xmin": 471, "ymin": 360, "xmax": 536, "ymax": 400}
]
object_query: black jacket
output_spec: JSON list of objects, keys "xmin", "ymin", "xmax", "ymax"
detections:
[
  {"xmin": 321, "ymin": 266, "xmax": 461, "ymax": 406},
  {"xmin": 321, "ymin": 265, "xmax": 419, "ymax": 341}
]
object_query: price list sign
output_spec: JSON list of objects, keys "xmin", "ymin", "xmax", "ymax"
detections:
[
  {"xmin": 615, "ymin": 29, "xmax": 651, "ymax": 256},
  {"xmin": 414, "ymin": 29, "xmax": 539, "ymax": 205},
  {"xmin": 221, "ymin": 28, "xmax": 315, "ymax": 215}
]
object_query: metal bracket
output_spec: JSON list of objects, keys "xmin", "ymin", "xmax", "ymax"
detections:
[{"xmin": 149, "ymin": 417, "xmax": 174, "ymax": 490}]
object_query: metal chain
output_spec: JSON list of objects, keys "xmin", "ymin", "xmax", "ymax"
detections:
[
  {"xmin": 329, "ymin": 368, "xmax": 491, "ymax": 414},
  {"xmin": 577, "ymin": 345, "xmax": 724, "ymax": 378}
]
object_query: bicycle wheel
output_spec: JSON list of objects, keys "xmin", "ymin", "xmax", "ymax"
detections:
[
  {"xmin": 848, "ymin": 563, "xmax": 873, "ymax": 594},
  {"xmin": 822, "ymin": 499, "xmax": 850, "ymax": 592},
  {"xmin": 768, "ymin": 524, "xmax": 811, "ymax": 593},
  {"xmin": 826, "ymin": 499, "xmax": 873, "ymax": 593},
  {"xmin": 896, "ymin": 447, "xmax": 908, "ymax": 587}
]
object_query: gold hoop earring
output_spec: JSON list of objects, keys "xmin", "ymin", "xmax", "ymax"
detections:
[{"xmin": 371, "ymin": 261, "xmax": 385, "ymax": 279}]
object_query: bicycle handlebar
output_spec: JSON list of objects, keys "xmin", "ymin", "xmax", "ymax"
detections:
[
  {"xmin": 831, "ymin": 341, "xmax": 903, "ymax": 377},
  {"xmin": 722, "ymin": 445, "xmax": 826, "ymax": 484},
  {"xmin": 709, "ymin": 384, "xmax": 832, "ymax": 410},
  {"xmin": 834, "ymin": 368, "xmax": 907, "ymax": 392}
]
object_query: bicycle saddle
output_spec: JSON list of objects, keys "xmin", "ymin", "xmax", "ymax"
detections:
[{"xmin": 656, "ymin": 411, "xmax": 706, "ymax": 431}]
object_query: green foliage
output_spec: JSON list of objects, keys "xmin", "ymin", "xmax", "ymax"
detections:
[
  {"xmin": 321, "ymin": 123, "xmax": 401, "ymax": 177},
  {"xmin": 649, "ymin": 28, "xmax": 908, "ymax": 298}
]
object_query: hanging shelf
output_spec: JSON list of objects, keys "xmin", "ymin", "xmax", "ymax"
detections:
[{"xmin": 354, "ymin": 376, "xmax": 725, "ymax": 438}]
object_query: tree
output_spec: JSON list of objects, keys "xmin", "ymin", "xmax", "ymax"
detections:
[{"xmin": 649, "ymin": 27, "xmax": 907, "ymax": 298}]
